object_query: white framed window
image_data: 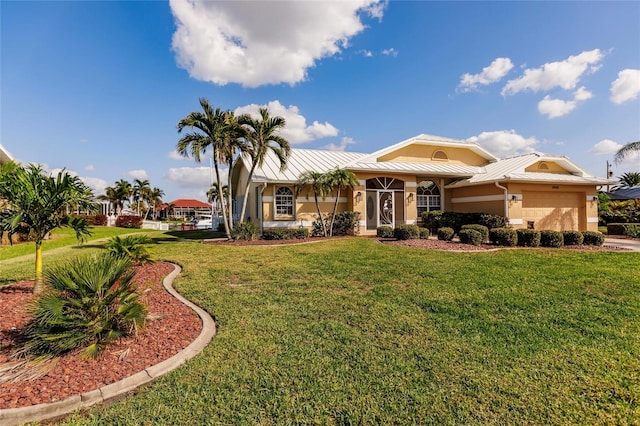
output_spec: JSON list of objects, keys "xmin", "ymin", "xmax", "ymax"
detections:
[
  {"xmin": 274, "ymin": 186, "xmax": 294, "ymax": 218},
  {"xmin": 417, "ymin": 180, "xmax": 441, "ymax": 217}
]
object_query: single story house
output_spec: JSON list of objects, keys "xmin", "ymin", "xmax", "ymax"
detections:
[
  {"xmin": 231, "ymin": 134, "xmax": 611, "ymax": 235},
  {"xmin": 605, "ymin": 187, "xmax": 640, "ymax": 200},
  {"xmin": 158, "ymin": 198, "xmax": 212, "ymax": 220}
]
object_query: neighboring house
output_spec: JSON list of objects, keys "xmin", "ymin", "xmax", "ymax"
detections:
[
  {"xmin": 0, "ymin": 144, "xmax": 13, "ymax": 166},
  {"xmin": 232, "ymin": 134, "xmax": 611, "ymax": 234},
  {"xmin": 605, "ymin": 187, "xmax": 640, "ymax": 200},
  {"xmin": 158, "ymin": 198, "xmax": 212, "ymax": 220}
]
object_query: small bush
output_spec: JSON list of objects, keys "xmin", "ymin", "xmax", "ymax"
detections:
[
  {"xmin": 459, "ymin": 229, "xmax": 483, "ymax": 246},
  {"xmin": 331, "ymin": 211, "xmax": 361, "ymax": 236},
  {"xmin": 562, "ymin": 230, "xmax": 584, "ymax": 246},
  {"xmin": 22, "ymin": 253, "xmax": 147, "ymax": 358},
  {"xmin": 625, "ymin": 224, "xmax": 640, "ymax": 238},
  {"xmin": 582, "ymin": 231, "xmax": 605, "ymax": 246},
  {"xmin": 72, "ymin": 214, "xmax": 108, "ymax": 226},
  {"xmin": 376, "ymin": 226, "xmax": 394, "ymax": 238},
  {"xmin": 394, "ymin": 224, "xmax": 420, "ymax": 240},
  {"xmin": 419, "ymin": 227, "xmax": 430, "ymax": 239},
  {"xmin": 115, "ymin": 215, "xmax": 143, "ymax": 228},
  {"xmin": 231, "ymin": 221, "xmax": 259, "ymax": 241},
  {"xmin": 105, "ymin": 235, "xmax": 154, "ymax": 264},
  {"xmin": 540, "ymin": 230, "xmax": 564, "ymax": 248},
  {"xmin": 421, "ymin": 211, "xmax": 508, "ymax": 233},
  {"xmin": 489, "ymin": 227, "xmax": 517, "ymax": 246},
  {"xmin": 607, "ymin": 223, "xmax": 627, "ymax": 235},
  {"xmin": 516, "ymin": 229, "xmax": 541, "ymax": 247},
  {"xmin": 262, "ymin": 228, "xmax": 309, "ymax": 240},
  {"xmin": 437, "ymin": 227, "xmax": 455, "ymax": 241},
  {"xmin": 460, "ymin": 224, "xmax": 489, "ymax": 242}
]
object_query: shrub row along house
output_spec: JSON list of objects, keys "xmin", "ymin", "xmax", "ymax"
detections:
[{"xmin": 231, "ymin": 134, "xmax": 611, "ymax": 235}]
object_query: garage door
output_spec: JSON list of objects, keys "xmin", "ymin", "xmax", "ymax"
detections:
[{"xmin": 522, "ymin": 192, "xmax": 583, "ymax": 231}]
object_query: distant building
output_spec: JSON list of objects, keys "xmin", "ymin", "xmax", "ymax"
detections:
[
  {"xmin": 158, "ymin": 199, "xmax": 211, "ymax": 220},
  {"xmin": 605, "ymin": 187, "xmax": 640, "ymax": 200}
]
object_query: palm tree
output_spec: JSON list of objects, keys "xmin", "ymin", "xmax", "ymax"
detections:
[
  {"xmin": 98, "ymin": 185, "xmax": 119, "ymax": 216},
  {"xmin": 177, "ymin": 98, "xmax": 236, "ymax": 239},
  {"xmin": 207, "ymin": 182, "xmax": 228, "ymax": 215},
  {"xmin": 219, "ymin": 111, "xmax": 250, "ymax": 230},
  {"xmin": 0, "ymin": 164, "xmax": 96, "ymax": 293},
  {"xmin": 237, "ymin": 107, "xmax": 290, "ymax": 222},
  {"xmin": 148, "ymin": 187, "xmax": 164, "ymax": 220},
  {"xmin": 326, "ymin": 168, "xmax": 359, "ymax": 237},
  {"xmin": 132, "ymin": 179, "xmax": 151, "ymax": 217},
  {"xmin": 297, "ymin": 171, "xmax": 331, "ymax": 237},
  {"xmin": 114, "ymin": 179, "xmax": 133, "ymax": 215},
  {"xmin": 615, "ymin": 141, "xmax": 640, "ymax": 164},
  {"xmin": 614, "ymin": 172, "xmax": 640, "ymax": 189}
]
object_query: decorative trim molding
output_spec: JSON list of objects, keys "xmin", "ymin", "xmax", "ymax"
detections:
[
  {"xmin": 405, "ymin": 181, "xmax": 417, "ymax": 188},
  {"xmin": 451, "ymin": 194, "xmax": 504, "ymax": 203},
  {"xmin": 509, "ymin": 218, "xmax": 524, "ymax": 225},
  {"xmin": 587, "ymin": 217, "xmax": 599, "ymax": 223},
  {"xmin": 263, "ymin": 221, "xmax": 313, "ymax": 228}
]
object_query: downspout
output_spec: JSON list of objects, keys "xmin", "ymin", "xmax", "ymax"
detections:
[
  {"xmin": 495, "ymin": 181, "xmax": 508, "ymax": 219},
  {"xmin": 259, "ymin": 182, "xmax": 267, "ymax": 234}
]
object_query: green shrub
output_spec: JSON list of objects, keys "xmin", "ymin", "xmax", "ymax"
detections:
[
  {"xmin": 105, "ymin": 235, "xmax": 154, "ymax": 264},
  {"xmin": 394, "ymin": 224, "xmax": 420, "ymax": 240},
  {"xmin": 71, "ymin": 214, "xmax": 108, "ymax": 226},
  {"xmin": 582, "ymin": 231, "xmax": 605, "ymax": 246},
  {"xmin": 607, "ymin": 223, "xmax": 627, "ymax": 235},
  {"xmin": 419, "ymin": 227, "xmax": 430, "ymax": 239},
  {"xmin": 376, "ymin": 226, "xmax": 394, "ymax": 238},
  {"xmin": 489, "ymin": 227, "xmax": 517, "ymax": 246},
  {"xmin": 231, "ymin": 221, "xmax": 259, "ymax": 241},
  {"xmin": 262, "ymin": 228, "xmax": 309, "ymax": 240},
  {"xmin": 421, "ymin": 211, "xmax": 507, "ymax": 233},
  {"xmin": 437, "ymin": 227, "xmax": 455, "ymax": 241},
  {"xmin": 313, "ymin": 212, "xmax": 361, "ymax": 237},
  {"xmin": 516, "ymin": 229, "xmax": 541, "ymax": 247},
  {"xmin": 458, "ymin": 229, "xmax": 483, "ymax": 246},
  {"xmin": 562, "ymin": 230, "xmax": 584, "ymax": 246},
  {"xmin": 625, "ymin": 224, "xmax": 640, "ymax": 238},
  {"xmin": 461, "ymin": 224, "xmax": 489, "ymax": 242},
  {"xmin": 421, "ymin": 210, "xmax": 443, "ymax": 233},
  {"xmin": 540, "ymin": 230, "xmax": 564, "ymax": 248},
  {"xmin": 22, "ymin": 253, "xmax": 147, "ymax": 358},
  {"xmin": 115, "ymin": 215, "xmax": 143, "ymax": 228}
]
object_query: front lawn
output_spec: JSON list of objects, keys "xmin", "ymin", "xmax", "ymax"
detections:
[{"xmin": 11, "ymin": 238, "xmax": 640, "ymax": 424}]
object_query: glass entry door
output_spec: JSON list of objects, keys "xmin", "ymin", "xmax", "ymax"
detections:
[{"xmin": 378, "ymin": 191, "xmax": 394, "ymax": 227}]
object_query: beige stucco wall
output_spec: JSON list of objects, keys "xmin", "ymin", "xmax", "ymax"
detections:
[{"xmin": 377, "ymin": 144, "xmax": 488, "ymax": 166}]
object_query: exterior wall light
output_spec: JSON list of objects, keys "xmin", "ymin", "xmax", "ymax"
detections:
[
  {"xmin": 356, "ymin": 192, "xmax": 362, "ymax": 203},
  {"xmin": 407, "ymin": 193, "xmax": 414, "ymax": 203}
]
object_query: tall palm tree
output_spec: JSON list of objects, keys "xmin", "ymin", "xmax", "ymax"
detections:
[
  {"xmin": 326, "ymin": 168, "xmax": 359, "ymax": 237},
  {"xmin": 114, "ymin": 179, "xmax": 133, "ymax": 215},
  {"xmin": 98, "ymin": 185, "xmax": 119, "ymax": 215},
  {"xmin": 148, "ymin": 187, "xmax": 164, "ymax": 220},
  {"xmin": 177, "ymin": 98, "xmax": 235, "ymax": 239},
  {"xmin": 220, "ymin": 111, "xmax": 250, "ymax": 230},
  {"xmin": 297, "ymin": 171, "xmax": 330, "ymax": 237},
  {"xmin": 237, "ymin": 107, "xmax": 290, "ymax": 222},
  {"xmin": 207, "ymin": 182, "xmax": 228, "ymax": 214},
  {"xmin": 132, "ymin": 179, "xmax": 151, "ymax": 216},
  {"xmin": 615, "ymin": 141, "xmax": 640, "ymax": 164},
  {"xmin": 0, "ymin": 164, "xmax": 96, "ymax": 293}
]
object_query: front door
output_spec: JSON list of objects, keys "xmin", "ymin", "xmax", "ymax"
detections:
[{"xmin": 378, "ymin": 191, "xmax": 394, "ymax": 227}]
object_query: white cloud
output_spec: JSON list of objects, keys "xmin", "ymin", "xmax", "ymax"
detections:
[
  {"xmin": 589, "ymin": 139, "xmax": 623, "ymax": 155},
  {"xmin": 126, "ymin": 169, "xmax": 149, "ymax": 180},
  {"xmin": 610, "ymin": 69, "xmax": 640, "ymax": 104},
  {"xmin": 323, "ymin": 137, "xmax": 356, "ymax": 152},
  {"xmin": 458, "ymin": 57, "xmax": 514, "ymax": 92},
  {"xmin": 381, "ymin": 48, "xmax": 398, "ymax": 57},
  {"xmin": 235, "ymin": 100, "xmax": 338, "ymax": 144},
  {"xmin": 84, "ymin": 164, "xmax": 95, "ymax": 171},
  {"xmin": 170, "ymin": 0, "xmax": 386, "ymax": 87},
  {"xmin": 165, "ymin": 166, "xmax": 226, "ymax": 189},
  {"xmin": 537, "ymin": 86, "xmax": 593, "ymax": 119},
  {"xmin": 168, "ymin": 150, "xmax": 186, "ymax": 160},
  {"xmin": 81, "ymin": 177, "xmax": 109, "ymax": 197},
  {"xmin": 467, "ymin": 130, "xmax": 539, "ymax": 158},
  {"xmin": 502, "ymin": 49, "xmax": 604, "ymax": 96},
  {"xmin": 358, "ymin": 49, "xmax": 373, "ymax": 57}
]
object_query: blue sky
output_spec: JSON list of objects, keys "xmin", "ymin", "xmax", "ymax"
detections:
[{"xmin": 2, "ymin": 1, "xmax": 639, "ymax": 202}]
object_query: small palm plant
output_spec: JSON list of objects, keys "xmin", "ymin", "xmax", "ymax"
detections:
[
  {"xmin": 21, "ymin": 253, "xmax": 148, "ymax": 359},
  {"xmin": 105, "ymin": 235, "xmax": 154, "ymax": 264}
]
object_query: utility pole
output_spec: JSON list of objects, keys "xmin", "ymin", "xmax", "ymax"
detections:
[{"xmin": 606, "ymin": 160, "xmax": 613, "ymax": 192}]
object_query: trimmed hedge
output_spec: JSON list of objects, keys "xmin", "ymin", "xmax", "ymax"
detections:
[
  {"xmin": 377, "ymin": 226, "xmax": 394, "ymax": 238},
  {"xmin": 394, "ymin": 224, "xmax": 420, "ymax": 240},
  {"xmin": 460, "ymin": 224, "xmax": 489, "ymax": 242},
  {"xmin": 459, "ymin": 229, "xmax": 483, "ymax": 246},
  {"xmin": 540, "ymin": 230, "xmax": 564, "ymax": 248},
  {"xmin": 71, "ymin": 214, "xmax": 108, "ymax": 226},
  {"xmin": 262, "ymin": 228, "xmax": 309, "ymax": 240},
  {"xmin": 582, "ymin": 231, "xmax": 605, "ymax": 246},
  {"xmin": 115, "ymin": 215, "xmax": 143, "ymax": 228},
  {"xmin": 516, "ymin": 229, "xmax": 541, "ymax": 247},
  {"xmin": 231, "ymin": 221, "xmax": 259, "ymax": 241},
  {"xmin": 422, "ymin": 211, "xmax": 507, "ymax": 233},
  {"xmin": 607, "ymin": 223, "xmax": 640, "ymax": 237},
  {"xmin": 562, "ymin": 230, "xmax": 584, "ymax": 246},
  {"xmin": 419, "ymin": 227, "xmax": 430, "ymax": 239},
  {"xmin": 489, "ymin": 227, "xmax": 517, "ymax": 246},
  {"xmin": 437, "ymin": 227, "xmax": 455, "ymax": 241}
]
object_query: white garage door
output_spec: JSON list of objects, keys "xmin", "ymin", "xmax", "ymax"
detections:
[{"xmin": 522, "ymin": 192, "xmax": 583, "ymax": 231}]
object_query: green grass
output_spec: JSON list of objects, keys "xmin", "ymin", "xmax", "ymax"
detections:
[
  {"xmin": 5, "ymin": 238, "xmax": 640, "ymax": 424},
  {"xmin": 0, "ymin": 226, "xmax": 153, "ymax": 261}
]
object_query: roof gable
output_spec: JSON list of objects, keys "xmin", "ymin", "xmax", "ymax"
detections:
[{"xmin": 0, "ymin": 144, "xmax": 14, "ymax": 165}]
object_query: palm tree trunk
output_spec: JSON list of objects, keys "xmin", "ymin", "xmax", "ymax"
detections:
[
  {"xmin": 34, "ymin": 241, "xmax": 44, "ymax": 294},
  {"xmin": 227, "ymin": 164, "xmax": 234, "ymax": 230},
  {"xmin": 213, "ymin": 159, "xmax": 231, "ymax": 239},
  {"xmin": 239, "ymin": 163, "xmax": 258, "ymax": 223},
  {"xmin": 314, "ymin": 193, "xmax": 327, "ymax": 237},
  {"xmin": 329, "ymin": 188, "xmax": 340, "ymax": 237}
]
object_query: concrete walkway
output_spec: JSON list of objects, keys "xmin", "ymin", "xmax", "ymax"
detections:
[{"xmin": 603, "ymin": 237, "xmax": 640, "ymax": 252}]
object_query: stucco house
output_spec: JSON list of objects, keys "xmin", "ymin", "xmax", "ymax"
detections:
[{"xmin": 232, "ymin": 134, "xmax": 610, "ymax": 235}]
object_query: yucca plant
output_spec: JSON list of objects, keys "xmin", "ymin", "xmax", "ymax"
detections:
[
  {"xmin": 21, "ymin": 253, "xmax": 147, "ymax": 359},
  {"xmin": 105, "ymin": 235, "xmax": 154, "ymax": 264}
]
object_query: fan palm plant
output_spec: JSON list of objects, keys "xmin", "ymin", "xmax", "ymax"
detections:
[
  {"xmin": 237, "ymin": 107, "xmax": 290, "ymax": 222},
  {"xmin": 326, "ymin": 168, "xmax": 359, "ymax": 236},
  {"xmin": 297, "ymin": 171, "xmax": 331, "ymax": 237},
  {"xmin": 614, "ymin": 172, "xmax": 640, "ymax": 189},
  {"xmin": 22, "ymin": 253, "xmax": 147, "ymax": 358},
  {"xmin": 105, "ymin": 235, "xmax": 154, "ymax": 264},
  {"xmin": 0, "ymin": 164, "xmax": 96, "ymax": 293}
]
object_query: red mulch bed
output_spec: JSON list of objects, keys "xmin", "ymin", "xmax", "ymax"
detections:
[{"xmin": 0, "ymin": 262, "xmax": 202, "ymax": 409}]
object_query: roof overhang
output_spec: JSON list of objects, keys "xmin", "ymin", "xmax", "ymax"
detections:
[{"xmin": 0, "ymin": 144, "xmax": 14, "ymax": 165}]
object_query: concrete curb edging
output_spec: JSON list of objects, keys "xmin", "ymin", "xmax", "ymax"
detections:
[{"xmin": 0, "ymin": 263, "xmax": 216, "ymax": 426}]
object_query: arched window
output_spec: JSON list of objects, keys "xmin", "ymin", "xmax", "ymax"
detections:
[
  {"xmin": 538, "ymin": 162, "xmax": 549, "ymax": 170},
  {"xmin": 417, "ymin": 180, "xmax": 440, "ymax": 216},
  {"xmin": 275, "ymin": 186, "xmax": 294, "ymax": 217},
  {"xmin": 432, "ymin": 150, "xmax": 448, "ymax": 161}
]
